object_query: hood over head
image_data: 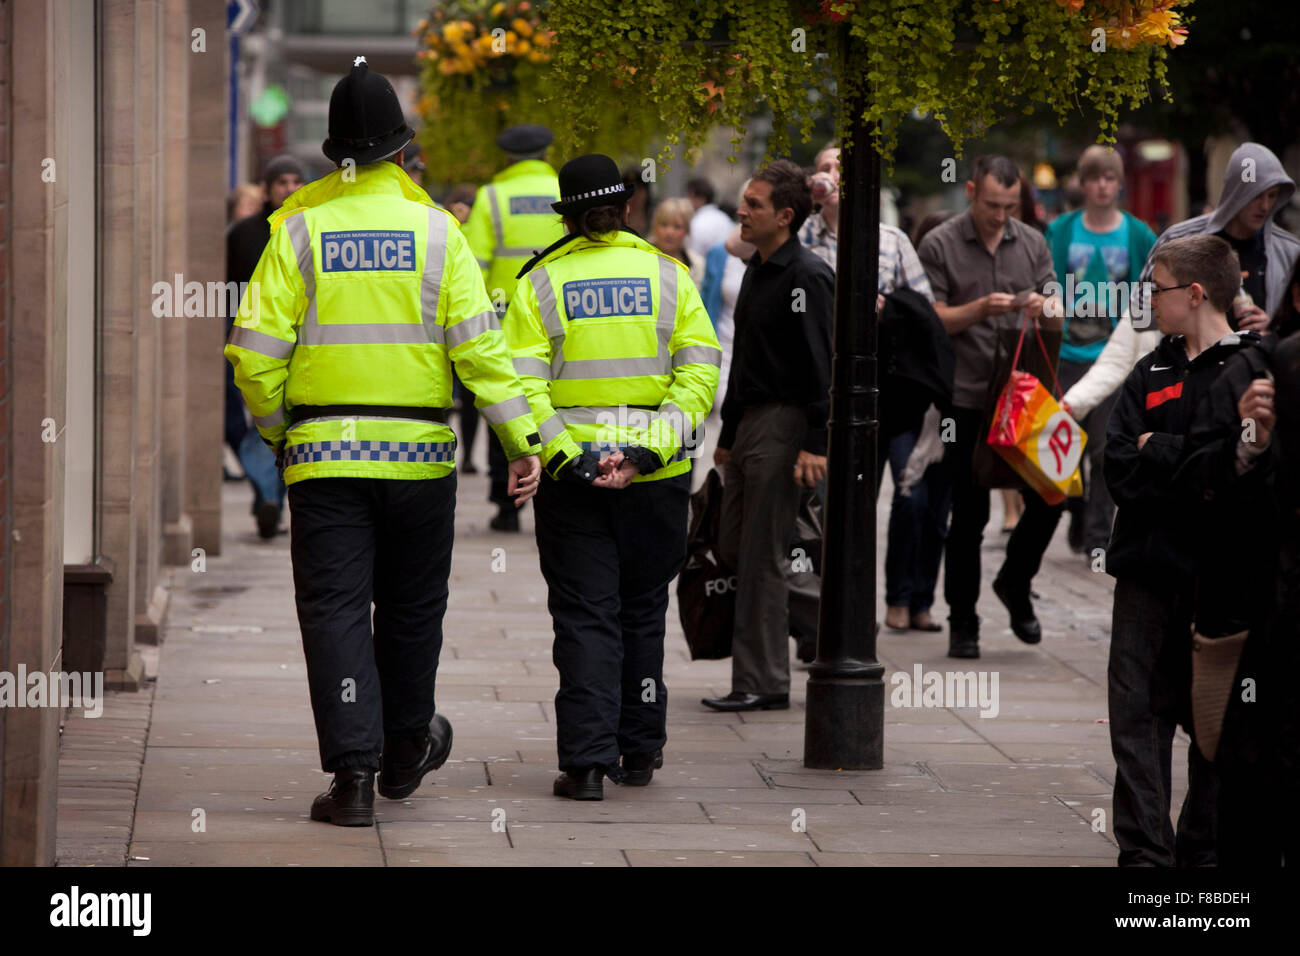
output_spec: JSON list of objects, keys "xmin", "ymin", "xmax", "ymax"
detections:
[{"xmin": 1209, "ymin": 142, "xmax": 1295, "ymax": 234}]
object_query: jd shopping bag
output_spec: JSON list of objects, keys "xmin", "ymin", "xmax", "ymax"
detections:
[{"xmin": 986, "ymin": 317, "xmax": 1086, "ymax": 506}]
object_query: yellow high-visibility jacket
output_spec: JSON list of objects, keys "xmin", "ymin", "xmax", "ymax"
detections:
[
  {"xmin": 224, "ymin": 161, "xmax": 541, "ymax": 486},
  {"xmin": 503, "ymin": 229, "xmax": 721, "ymax": 483},
  {"xmin": 462, "ymin": 160, "xmax": 565, "ymax": 306}
]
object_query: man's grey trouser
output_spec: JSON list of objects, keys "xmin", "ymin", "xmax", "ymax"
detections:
[{"xmin": 719, "ymin": 403, "xmax": 809, "ymax": 696}]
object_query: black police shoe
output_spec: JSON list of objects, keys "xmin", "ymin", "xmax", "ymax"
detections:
[
  {"xmin": 948, "ymin": 618, "xmax": 980, "ymax": 659},
  {"xmin": 700, "ymin": 691, "xmax": 790, "ymax": 712},
  {"xmin": 553, "ymin": 767, "xmax": 604, "ymax": 800},
  {"xmin": 378, "ymin": 714, "xmax": 454, "ymax": 800},
  {"xmin": 993, "ymin": 575, "xmax": 1042, "ymax": 644},
  {"xmin": 489, "ymin": 506, "xmax": 520, "ymax": 532},
  {"xmin": 621, "ymin": 749, "xmax": 663, "ymax": 787},
  {"xmin": 310, "ymin": 769, "xmax": 375, "ymax": 827}
]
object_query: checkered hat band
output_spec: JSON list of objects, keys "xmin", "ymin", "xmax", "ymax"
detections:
[{"xmin": 559, "ymin": 183, "xmax": 626, "ymax": 204}]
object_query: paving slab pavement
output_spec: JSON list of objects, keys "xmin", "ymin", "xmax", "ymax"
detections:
[{"xmin": 55, "ymin": 460, "xmax": 1200, "ymax": 867}]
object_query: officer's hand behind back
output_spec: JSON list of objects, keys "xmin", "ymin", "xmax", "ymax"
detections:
[{"xmin": 508, "ymin": 454, "xmax": 542, "ymax": 505}]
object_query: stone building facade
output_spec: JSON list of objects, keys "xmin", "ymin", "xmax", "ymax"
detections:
[{"xmin": 0, "ymin": 0, "xmax": 227, "ymax": 866}]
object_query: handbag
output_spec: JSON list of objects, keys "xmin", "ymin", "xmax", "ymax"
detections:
[
  {"xmin": 972, "ymin": 318, "xmax": 1064, "ymax": 490},
  {"xmin": 676, "ymin": 468, "xmax": 736, "ymax": 660},
  {"xmin": 787, "ymin": 488, "xmax": 823, "ymax": 663},
  {"xmin": 1190, "ymin": 628, "xmax": 1249, "ymax": 763},
  {"xmin": 985, "ymin": 315, "xmax": 1085, "ymax": 505}
]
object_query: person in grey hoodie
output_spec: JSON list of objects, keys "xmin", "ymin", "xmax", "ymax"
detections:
[{"xmin": 1142, "ymin": 142, "xmax": 1300, "ymax": 333}]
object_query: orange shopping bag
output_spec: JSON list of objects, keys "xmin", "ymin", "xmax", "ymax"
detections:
[{"xmin": 986, "ymin": 316, "xmax": 1086, "ymax": 506}]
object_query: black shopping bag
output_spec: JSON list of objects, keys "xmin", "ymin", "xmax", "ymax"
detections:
[
  {"xmin": 677, "ymin": 468, "xmax": 736, "ymax": 660},
  {"xmin": 787, "ymin": 488, "xmax": 822, "ymax": 662}
]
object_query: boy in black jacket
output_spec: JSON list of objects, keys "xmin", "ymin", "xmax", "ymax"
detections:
[{"xmin": 1103, "ymin": 235, "xmax": 1262, "ymax": 867}]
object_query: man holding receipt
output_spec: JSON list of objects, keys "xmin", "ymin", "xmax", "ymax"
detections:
[{"xmin": 916, "ymin": 154, "xmax": 1063, "ymax": 659}]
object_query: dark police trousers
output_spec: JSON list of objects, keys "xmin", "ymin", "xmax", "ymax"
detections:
[
  {"xmin": 288, "ymin": 475, "xmax": 456, "ymax": 772},
  {"xmin": 533, "ymin": 471, "xmax": 690, "ymax": 774}
]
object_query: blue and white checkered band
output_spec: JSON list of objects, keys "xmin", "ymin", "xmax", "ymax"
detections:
[
  {"xmin": 559, "ymin": 183, "xmax": 626, "ymax": 205},
  {"xmin": 283, "ymin": 440, "xmax": 457, "ymax": 467}
]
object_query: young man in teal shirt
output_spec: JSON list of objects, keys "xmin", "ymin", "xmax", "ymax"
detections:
[{"xmin": 1046, "ymin": 145, "xmax": 1158, "ymax": 557}]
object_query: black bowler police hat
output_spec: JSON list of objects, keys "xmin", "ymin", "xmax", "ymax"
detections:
[
  {"xmin": 322, "ymin": 56, "xmax": 416, "ymax": 165},
  {"xmin": 496, "ymin": 124, "xmax": 553, "ymax": 155},
  {"xmin": 551, "ymin": 154, "xmax": 632, "ymax": 217}
]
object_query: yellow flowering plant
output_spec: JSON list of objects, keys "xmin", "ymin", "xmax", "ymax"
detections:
[
  {"xmin": 538, "ymin": 0, "xmax": 1193, "ymax": 165},
  {"xmin": 414, "ymin": 0, "xmax": 660, "ymax": 184}
]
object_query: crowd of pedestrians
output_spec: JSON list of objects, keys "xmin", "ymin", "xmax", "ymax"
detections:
[{"xmin": 223, "ymin": 64, "xmax": 1297, "ymax": 862}]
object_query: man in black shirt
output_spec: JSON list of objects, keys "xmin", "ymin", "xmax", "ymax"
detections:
[{"xmin": 702, "ymin": 160, "xmax": 834, "ymax": 712}]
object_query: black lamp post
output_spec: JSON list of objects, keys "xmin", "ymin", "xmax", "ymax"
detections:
[{"xmin": 803, "ymin": 24, "xmax": 885, "ymax": 770}]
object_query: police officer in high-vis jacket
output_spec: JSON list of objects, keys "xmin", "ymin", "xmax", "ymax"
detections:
[
  {"xmin": 502, "ymin": 154, "xmax": 721, "ymax": 799},
  {"xmin": 225, "ymin": 58, "xmax": 543, "ymax": 826},
  {"xmin": 464, "ymin": 125, "xmax": 566, "ymax": 532}
]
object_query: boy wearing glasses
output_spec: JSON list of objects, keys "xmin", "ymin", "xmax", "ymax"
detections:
[{"xmin": 1102, "ymin": 234, "xmax": 1262, "ymax": 866}]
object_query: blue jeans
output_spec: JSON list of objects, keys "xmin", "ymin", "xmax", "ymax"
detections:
[
  {"xmin": 237, "ymin": 427, "xmax": 286, "ymax": 514},
  {"xmin": 879, "ymin": 426, "xmax": 951, "ymax": 613}
]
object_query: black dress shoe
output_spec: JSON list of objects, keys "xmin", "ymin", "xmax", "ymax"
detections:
[
  {"xmin": 948, "ymin": 619, "xmax": 980, "ymax": 659},
  {"xmin": 993, "ymin": 576, "xmax": 1042, "ymax": 644},
  {"xmin": 700, "ymin": 691, "xmax": 790, "ymax": 712},
  {"xmin": 255, "ymin": 500, "xmax": 279, "ymax": 540},
  {"xmin": 1066, "ymin": 512, "xmax": 1086, "ymax": 553},
  {"xmin": 489, "ymin": 507, "xmax": 519, "ymax": 532},
  {"xmin": 310, "ymin": 769, "xmax": 375, "ymax": 827},
  {"xmin": 553, "ymin": 767, "xmax": 604, "ymax": 800},
  {"xmin": 461, "ymin": 461, "xmax": 479, "ymax": 475},
  {"xmin": 378, "ymin": 714, "xmax": 453, "ymax": 799},
  {"xmin": 621, "ymin": 749, "xmax": 663, "ymax": 786}
]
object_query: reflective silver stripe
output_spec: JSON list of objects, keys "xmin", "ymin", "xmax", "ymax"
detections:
[
  {"xmin": 655, "ymin": 402, "xmax": 690, "ymax": 443},
  {"xmin": 299, "ymin": 323, "xmax": 442, "ymax": 346},
  {"xmin": 656, "ymin": 255, "xmax": 678, "ymax": 340},
  {"xmin": 422, "ymin": 208, "xmax": 449, "ymax": 337},
  {"xmin": 479, "ymin": 393, "xmax": 532, "ymax": 426},
  {"xmin": 495, "ymin": 245, "xmax": 536, "ymax": 258},
  {"xmin": 228, "ymin": 325, "xmax": 295, "ymax": 360},
  {"xmin": 537, "ymin": 413, "xmax": 566, "ymax": 443},
  {"xmin": 513, "ymin": 356, "xmax": 551, "ymax": 379},
  {"xmin": 555, "ymin": 356, "xmax": 670, "ymax": 380},
  {"xmin": 556, "ymin": 406, "xmax": 631, "ymax": 426},
  {"xmin": 671, "ymin": 345, "xmax": 723, "ymax": 368},
  {"xmin": 475, "ymin": 256, "xmax": 491, "ymax": 269},
  {"xmin": 290, "ymin": 414, "xmax": 448, "ymax": 427},
  {"xmin": 445, "ymin": 309, "xmax": 499, "ymax": 350},
  {"xmin": 253, "ymin": 406, "xmax": 286, "ymax": 429},
  {"xmin": 486, "ymin": 185, "xmax": 503, "ymax": 249},
  {"xmin": 285, "ymin": 213, "xmax": 318, "ymax": 326},
  {"xmin": 531, "ymin": 267, "xmax": 563, "ymax": 340},
  {"xmin": 283, "ymin": 439, "xmax": 456, "ymax": 467}
]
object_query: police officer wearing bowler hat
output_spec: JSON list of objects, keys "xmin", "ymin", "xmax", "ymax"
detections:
[
  {"xmin": 502, "ymin": 154, "xmax": 721, "ymax": 799},
  {"xmin": 225, "ymin": 57, "xmax": 544, "ymax": 826},
  {"xmin": 464, "ymin": 124, "xmax": 566, "ymax": 532}
]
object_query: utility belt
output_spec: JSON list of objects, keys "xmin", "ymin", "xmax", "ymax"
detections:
[{"xmin": 289, "ymin": 404, "xmax": 448, "ymax": 426}]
